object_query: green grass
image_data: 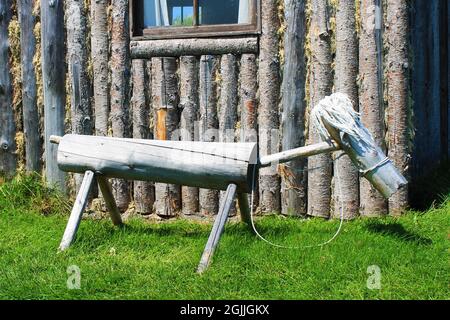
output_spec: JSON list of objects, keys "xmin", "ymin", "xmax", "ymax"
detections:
[{"xmin": 0, "ymin": 174, "xmax": 449, "ymax": 300}]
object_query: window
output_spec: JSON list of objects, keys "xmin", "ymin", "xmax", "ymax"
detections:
[{"xmin": 131, "ymin": 0, "xmax": 260, "ymax": 39}]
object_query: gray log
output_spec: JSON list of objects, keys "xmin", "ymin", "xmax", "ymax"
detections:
[
  {"xmin": 259, "ymin": 0, "xmax": 281, "ymax": 214},
  {"xmin": 59, "ymin": 170, "xmax": 94, "ymax": 251},
  {"xmin": 0, "ymin": 0, "xmax": 16, "ymax": 178},
  {"xmin": 131, "ymin": 37, "xmax": 258, "ymax": 58},
  {"xmin": 97, "ymin": 175, "xmax": 123, "ymax": 226},
  {"xmin": 40, "ymin": 0, "xmax": 66, "ymax": 189},
  {"xmin": 280, "ymin": 0, "xmax": 307, "ymax": 216},
  {"xmin": 18, "ymin": 0, "xmax": 41, "ymax": 172},
  {"xmin": 180, "ymin": 56, "xmax": 200, "ymax": 215},
  {"xmin": 110, "ymin": 0, "xmax": 131, "ymax": 211},
  {"xmin": 199, "ymin": 55, "xmax": 220, "ymax": 216}
]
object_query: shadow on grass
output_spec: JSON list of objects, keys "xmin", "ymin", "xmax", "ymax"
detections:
[{"xmin": 365, "ymin": 221, "xmax": 433, "ymax": 245}]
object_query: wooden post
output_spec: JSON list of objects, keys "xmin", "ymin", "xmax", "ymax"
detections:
[
  {"xmin": 237, "ymin": 192, "xmax": 252, "ymax": 226},
  {"xmin": 259, "ymin": 0, "xmax": 281, "ymax": 214},
  {"xmin": 359, "ymin": 0, "xmax": 388, "ymax": 217},
  {"xmin": 197, "ymin": 183, "xmax": 237, "ymax": 274},
  {"xmin": 152, "ymin": 57, "xmax": 181, "ymax": 217},
  {"xmin": 307, "ymin": 0, "xmax": 333, "ymax": 218},
  {"xmin": 180, "ymin": 56, "xmax": 200, "ymax": 215},
  {"xmin": 0, "ymin": 0, "xmax": 16, "ymax": 178},
  {"xmin": 97, "ymin": 175, "xmax": 123, "ymax": 226},
  {"xmin": 199, "ymin": 55, "xmax": 219, "ymax": 216},
  {"xmin": 132, "ymin": 59, "xmax": 154, "ymax": 214},
  {"xmin": 280, "ymin": 0, "xmax": 307, "ymax": 216},
  {"xmin": 386, "ymin": 0, "xmax": 410, "ymax": 215},
  {"xmin": 333, "ymin": 0, "xmax": 359, "ymax": 219},
  {"xmin": 18, "ymin": 0, "xmax": 41, "ymax": 173},
  {"xmin": 91, "ymin": 0, "xmax": 110, "ymax": 138},
  {"xmin": 59, "ymin": 170, "xmax": 95, "ymax": 251},
  {"xmin": 66, "ymin": 0, "xmax": 93, "ymax": 190},
  {"xmin": 111, "ymin": 0, "xmax": 131, "ymax": 211}
]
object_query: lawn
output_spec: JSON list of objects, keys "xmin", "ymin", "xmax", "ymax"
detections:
[{"xmin": 0, "ymin": 175, "xmax": 448, "ymax": 300}]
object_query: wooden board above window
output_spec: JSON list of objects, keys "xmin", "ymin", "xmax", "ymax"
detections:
[{"xmin": 131, "ymin": 0, "xmax": 261, "ymax": 40}]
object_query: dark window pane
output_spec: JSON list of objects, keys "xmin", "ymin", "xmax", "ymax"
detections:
[
  {"xmin": 143, "ymin": 0, "xmax": 194, "ymax": 27},
  {"xmin": 198, "ymin": 0, "xmax": 251, "ymax": 25}
]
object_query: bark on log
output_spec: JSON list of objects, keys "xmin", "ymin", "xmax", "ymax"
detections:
[
  {"xmin": 259, "ymin": 0, "xmax": 281, "ymax": 214},
  {"xmin": 240, "ymin": 54, "xmax": 258, "ymax": 211},
  {"xmin": 0, "ymin": 0, "xmax": 16, "ymax": 178},
  {"xmin": 307, "ymin": 0, "xmax": 333, "ymax": 218},
  {"xmin": 386, "ymin": 0, "xmax": 410, "ymax": 215},
  {"xmin": 40, "ymin": 0, "xmax": 66, "ymax": 189},
  {"xmin": 66, "ymin": 0, "xmax": 93, "ymax": 190},
  {"xmin": 131, "ymin": 37, "xmax": 258, "ymax": 58},
  {"xmin": 18, "ymin": 0, "xmax": 41, "ymax": 172},
  {"xmin": 280, "ymin": 0, "xmax": 307, "ymax": 216},
  {"xmin": 152, "ymin": 57, "xmax": 181, "ymax": 217},
  {"xmin": 91, "ymin": 0, "xmax": 109, "ymax": 137},
  {"xmin": 132, "ymin": 59, "xmax": 154, "ymax": 214},
  {"xmin": 332, "ymin": 0, "xmax": 359, "ymax": 219},
  {"xmin": 219, "ymin": 54, "xmax": 238, "ymax": 215},
  {"xmin": 359, "ymin": 0, "xmax": 387, "ymax": 216},
  {"xmin": 180, "ymin": 56, "xmax": 200, "ymax": 215},
  {"xmin": 199, "ymin": 55, "xmax": 220, "ymax": 216},
  {"xmin": 110, "ymin": 0, "xmax": 131, "ymax": 211}
]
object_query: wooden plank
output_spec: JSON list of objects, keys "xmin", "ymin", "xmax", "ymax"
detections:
[
  {"xmin": 97, "ymin": 175, "xmax": 123, "ymax": 226},
  {"xmin": 18, "ymin": 0, "xmax": 41, "ymax": 172},
  {"xmin": 197, "ymin": 183, "xmax": 237, "ymax": 274},
  {"xmin": 59, "ymin": 171, "xmax": 95, "ymax": 251},
  {"xmin": 131, "ymin": 37, "xmax": 258, "ymax": 58},
  {"xmin": 40, "ymin": 0, "xmax": 66, "ymax": 189},
  {"xmin": 0, "ymin": 0, "xmax": 16, "ymax": 178}
]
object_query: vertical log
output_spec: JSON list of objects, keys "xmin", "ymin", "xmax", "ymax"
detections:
[
  {"xmin": 110, "ymin": 0, "xmax": 131, "ymax": 211},
  {"xmin": 280, "ymin": 0, "xmax": 307, "ymax": 216},
  {"xmin": 307, "ymin": 0, "xmax": 333, "ymax": 218},
  {"xmin": 259, "ymin": 0, "xmax": 281, "ymax": 214},
  {"xmin": 132, "ymin": 59, "xmax": 154, "ymax": 214},
  {"xmin": 199, "ymin": 55, "xmax": 219, "ymax": 216},
  {"xmin": 240, "ymin": 53, "xmax": 258, "ymax": 210},
  {"xmin": 66, "ymin": 0, "xmax": 93, "ymax": 190},
  {"xmin": 359, "ymin": 0, "xmax": 387, "ymax": 216},
  {"xmin": 40, "ymin": 0, "xmax": 66, "ymax": 189},
  {"xmin": 332, "ymin": 0, "xmax": 359, "ymax": 219},
  {"xmin": 0, "ymin": 0, "xmax": 16, "ymax": 178},
  {"xmin": 91, "ymin": 0, "xmax": 109, "ymax": 137},
  {"xmin": 152, "ymin": 57, "xmax": 181, "ymax": 217},
  {"xmin": 386, "ymin": 0, "xmax": 410, "ymax": 214},
  {"xmin": 180, "ymin": 56, "xmax": 200, "ymax": 215},
  {"xmin": 18, "ymin": 0, "xmax": 41, "ymax": 172}
]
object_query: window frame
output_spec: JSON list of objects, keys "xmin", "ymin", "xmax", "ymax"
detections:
[{"xmin": 130, "ymin": 0, "xmax": 261, "ymax": 40}]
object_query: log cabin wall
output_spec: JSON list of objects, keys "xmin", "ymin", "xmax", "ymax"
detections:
[{"xmin": 0, "ymin": 0, "xmax": 448, "ymax": 218}]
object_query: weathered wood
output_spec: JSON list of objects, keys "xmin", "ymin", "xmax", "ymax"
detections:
[
  {"xmin": 199, "ymin": 55, "xmax": 220, "ymax": 216},
  {"xmin": 280, "ymin": 0, "xmax": 307, "ymax": 216},
  {"xmin": 333, "ymin": 0, "xmax": 359, "ymax": 219},
  {"xmin": 40, "ymin": 0, "xmax": 66, "ymax": 189},
  {"xmin": 359, "ymin": 0, "xmax": 388, "ymax": 217},
  {"xmin": 66, "ymin": 0, "xmax": 93, "ymax": 190},
  {"xmin": 0, "ymin": 0, "xmax": 16, "ymax": 178},
  {"xmin": 131, "ymin": 37, "xmax": 258, "ymax": 58},
  {"xmin": 18, "ymin": 0, "xmax": 41, "ymax": 172},
  {"xmin": 97, "ymin": 175, "xmax": 123, "ymax": 226},
  {"xmin": 59, "ymin": 170, "xmax": 94, "ymax": 251},
  {"xmin": 91, "ymin": 0, "xmax": 109, "ymax": 137},
  {"xmin": 180, "ymin": 56, "xmax": 200, "ymax": 215},
  {"xmin": 258, "ymin": 0, "xmax": 281, "ymax": 214},
  {"xmin": 307, "ymin": 0, "xmax": 333, "ymax": 218},
  {"xmin": 110, "ymin": 0, "xmax": 131, "ymax": 211},
  {"xmin": 132, "ymin": 59, "xmax": 154, "ymax": 214},
  {"xmin": 197, "ymin": 183, "xmax": 237, "ymax": 274},
  {"xmin": 240, "ymin": 54, "xmax": 259, "ymax": 211},
  {"xmin": 56, "ymin": 134, "xmax": 257, "ymax": 192},
  {"xmin": 152, "ymin": 57, "xmax": 181, "ymax": 217},
  {"xmin": 237, "ymin": 192, "xmax": 252, "ymax": 226},
  {"xmin": 386, "ymin": 0, "xmax": 410, "ymax": 215}
]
